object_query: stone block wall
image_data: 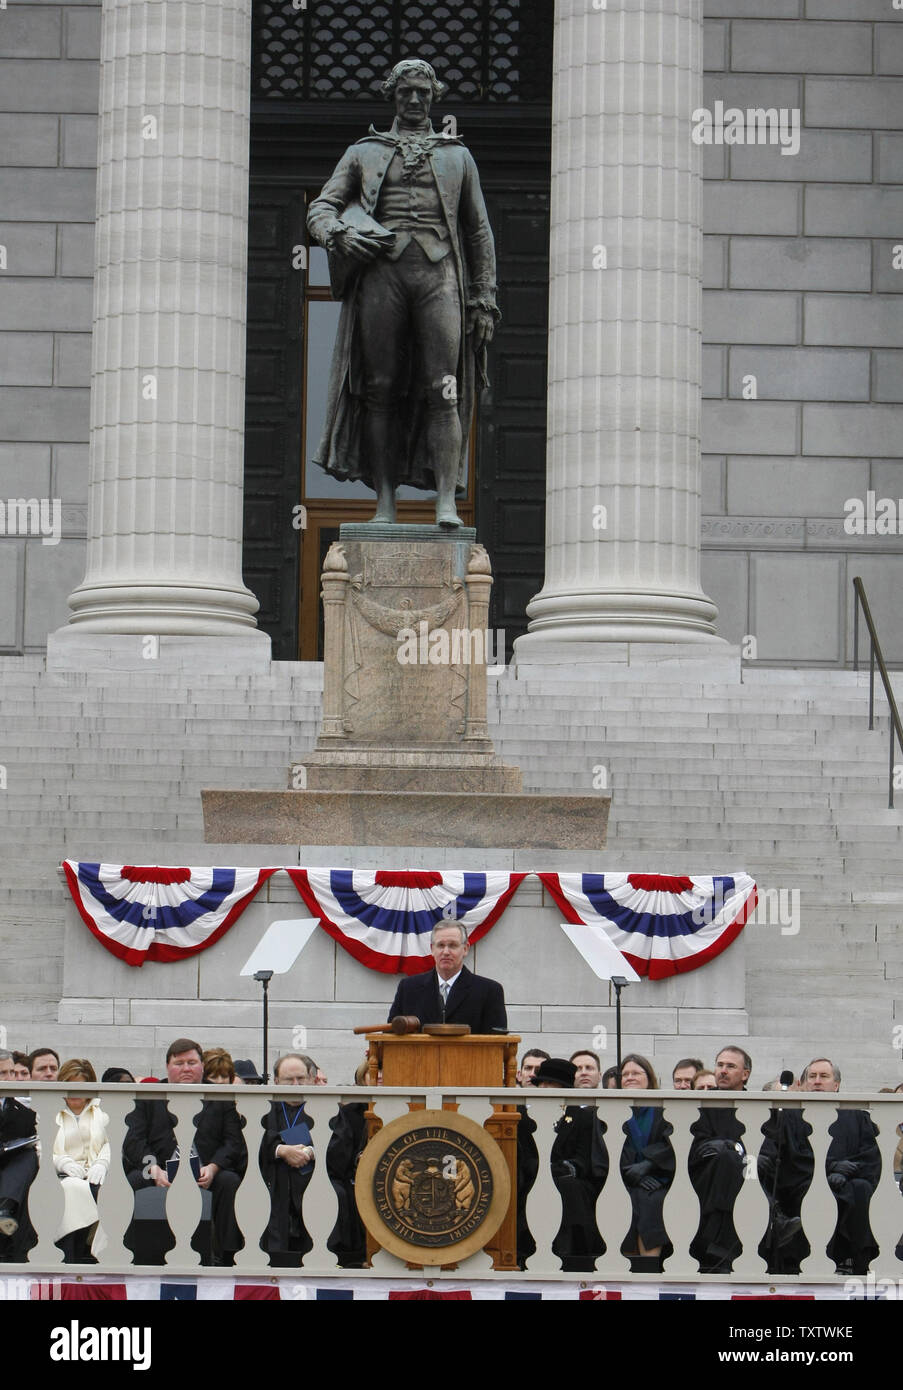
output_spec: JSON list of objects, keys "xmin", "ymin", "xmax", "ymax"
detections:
[
  {"xmin": 0, "ymin": 2, "xmax": 901, "ymax": 663},
  {"xmin": 701, "ymin": 0, "xmax": 903, "ymax": 663},
  {"xmin": 0, "ymin": 2, "xmax": 98, "ymax": 653}
]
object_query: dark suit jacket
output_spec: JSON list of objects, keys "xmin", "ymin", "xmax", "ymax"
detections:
[
  {"xmin": 122, "ymin": 1097, "xmax": 247, "ymax": 1189},
  {"xmin": 0, "ymin": 1096, "xmax": 36, "ymax": 1144},
  {"xmin": 388, "ymin": 964, "xmax": 507, "ymax": 1033}
]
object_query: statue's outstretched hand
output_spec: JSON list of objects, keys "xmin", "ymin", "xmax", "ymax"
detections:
[
  {"xmin": 467, "ymin": 307, "xmax": 495, "ymax": 354},
  {"xmin": 333, "ymin": 226, "xmax": 384, "ymax": 262}
]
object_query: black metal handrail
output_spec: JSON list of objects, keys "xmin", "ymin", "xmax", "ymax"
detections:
[{"xmin": 852, "ymin": 576, "xmax": 903, "ymax": 808}]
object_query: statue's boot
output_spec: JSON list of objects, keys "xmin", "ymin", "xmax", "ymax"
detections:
[
  {"xmin": 371, "ymin": 481, "xmax": 397, "ymax": 524},
  {"xmin": 365, "ymin": 406, "xmax": 397, "ymax": 523},
  {"xmin": 430, "ymin": 405, "xmax": 463, "ymax": 528}
]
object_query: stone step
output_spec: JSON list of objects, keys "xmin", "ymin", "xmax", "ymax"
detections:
[
  {"xmin": 516, "ymin": 691, "xmax": 875, "ymax": 713},
  {"xmin": 609, "ymin": 830, "xmax": 836, "ymax": 851}
]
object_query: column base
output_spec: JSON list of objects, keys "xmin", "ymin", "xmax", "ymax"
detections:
[
  {"xmin": 65, "ymin": 580, "xmax": 262, "ymax": 637},
  {"xmin": 515, "ymin": 586, "xmax": 723, "ymax": 655},
  {"xmin": 47, "ymin": 629, "xmax": 271, "ymax": 673}
]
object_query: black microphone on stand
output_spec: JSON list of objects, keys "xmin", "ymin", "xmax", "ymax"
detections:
[{"xmin": 779, "ymin": 1069, "xmax": 794, "ymax": 1090}]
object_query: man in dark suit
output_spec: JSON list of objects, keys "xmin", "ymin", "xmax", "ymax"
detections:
[
  {"xmin": 387, "ymin": 921, "xmax": 507, "ymax": 1032},
  {"xmin": 122, "ymin": 1037, "xmax": 246, "ymax": 1266},
  {"xmin": 757, "ymin": 1057, "xmax": 880, "ymax": 1276},
  {"xmin": 534, "ymin": 1057, "xmax": 608, "ymax": 1272},
  {"xmin": 0, "ymin": 1049, "xmax": 37, "ymax": 1260},
  {"xmin": 688, "ymin": 1044, "xmax": 750, "ymax": 1273}
]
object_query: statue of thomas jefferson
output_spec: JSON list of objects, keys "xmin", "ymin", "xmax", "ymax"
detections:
[{"xmin": 307, "ymin": 58, "xmax": 499, "ymax": 528}]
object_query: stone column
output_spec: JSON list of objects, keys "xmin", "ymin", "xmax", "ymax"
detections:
[
  {"xmin": 516, "ymin": 0, "xmax": 719, "ymax": 654},
  {"xmin": 65, "ymin": 0, "xmax": 263, "ymax": 637}
]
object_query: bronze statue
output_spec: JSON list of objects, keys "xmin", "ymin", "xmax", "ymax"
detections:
[{"xmin": 307, "ymin": 59, "xmax": 499, "ymax": 528}]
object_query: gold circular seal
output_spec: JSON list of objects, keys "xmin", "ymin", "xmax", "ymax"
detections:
[{"xmin": 356, "ymin": 1110, "xmax": 511, "ymax": 1264}]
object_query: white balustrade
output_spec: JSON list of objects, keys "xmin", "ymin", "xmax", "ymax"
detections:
[{"xmin": 3, "ymin": 1084, "xmax": 901, "ymax": 1285}]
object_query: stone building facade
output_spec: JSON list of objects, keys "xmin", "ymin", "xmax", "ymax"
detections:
[{"xmin": 0, "ymin": 1, "xmax": 901, "ymax": 1086}]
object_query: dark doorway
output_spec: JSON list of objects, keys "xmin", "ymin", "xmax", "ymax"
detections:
[{"xmin": 243, "ymin": 0, "xmax": 552, "ymax": 660}]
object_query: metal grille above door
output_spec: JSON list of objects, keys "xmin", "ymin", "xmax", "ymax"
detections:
[{"xmin": 252, "ymin": 0, "xmax": 552, "ymax": 103}]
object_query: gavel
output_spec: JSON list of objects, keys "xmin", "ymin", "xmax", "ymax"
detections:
[{"xmin": 352, "ymin": 1015, "xmax": 420, "ymax": 1035}]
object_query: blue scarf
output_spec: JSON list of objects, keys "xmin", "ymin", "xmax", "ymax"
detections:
[{"xmin": 627, "ymin": 1106, "xmax": 655, "ymax": 1151}]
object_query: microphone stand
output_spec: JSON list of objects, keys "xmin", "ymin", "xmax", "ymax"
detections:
[
  {"xmin": 253, "ymin": 970, "xmax": 273, "ymax": 1084},
  {"xmin": 612, "ymin": 975, "xmax": 628, "ymax": 1073}
]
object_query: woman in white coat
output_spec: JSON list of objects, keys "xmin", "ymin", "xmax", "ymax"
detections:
[{"xmin": 53, "ymin": 1058, "xmax": 110, "ymax": 1262}]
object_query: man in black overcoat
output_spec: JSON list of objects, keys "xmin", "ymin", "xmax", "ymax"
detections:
[
  {"xmin": 387, "ymin": 921, "xmax": 507, "ymax": 1033},
  {"xmin": 758, "ymin": 1058, "xmax": 881, "ymax": 1275},
  {"xmin": 0, "ymin": 1050, "xmax": 37, "ymax": 1260},
  {"xmin": 688, "ymin": 1045, "xmax": 750, "ymax": 1272},
  {"xmin": 757, "ymin": 1104, "xmax": 812, "ymax": 1273},
  {"xmin": 122, "ymin": 1038, "xmax": 246, "ymax": 1265},
  {"xmin": 804, "ymin": 1059, "xmax": 880, "ymax": 1274},
  {"xmin": 535, "ymin": 1058, "xmax": 609, "ymax": 1273}
]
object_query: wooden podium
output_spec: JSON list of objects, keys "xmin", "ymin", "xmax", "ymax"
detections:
[{"xmin": 364, "ymin": 1032, "xmax": 521, "ymax": 1270}]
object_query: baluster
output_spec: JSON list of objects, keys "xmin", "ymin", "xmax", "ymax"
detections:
[
  {"xmin": 593, "ymin": 1094, "xmax": 633, "ymax": 1279},
  {"xmin": 661, "ymin": 1094, "xmax": 699, "ymax": 1280},
  {"xmin": 97, "ymin": 1085, "xmax": 138, "ymax": 1270},
  {"xmin": 230, "ymin": 1086, "xmax": 274, "ymax": 1273},
  {"xmin": 523, "ymin": 1091, "xmax": 565, "ymax": 1277},
  {"xmin": 26, "ymin": 1087, "xmax": 66, "ymax": 1268},
  {"xmin": 732, "ymin": 1097, "xmax": 772, "ymax": 1279},
  {"xmin": 870, "ymin": 1097, "xmax": 903, "ymax": 1280},
  {"xmin": 296, "ymin": 1092, "xmax": 341, "ymax": 1273},
  {"xmin": 163, "ymin": 1089, "xmax": 203, "ymax": 1271},
  {"xmin": 798, "ymin": 1097, "xmax": 839, "ymax": 1281}
]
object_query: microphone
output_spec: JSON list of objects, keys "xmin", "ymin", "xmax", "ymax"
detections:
[{"xmin": 779, "ymin": 1069, "xmax": 794, "ymax": 1090}]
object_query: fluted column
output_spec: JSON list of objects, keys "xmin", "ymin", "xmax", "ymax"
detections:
[
  {"xmin": 516, "ymin": 0, "xmax": 719, "ymax": 653},
  {"xmin": 66, "ymin": 0, "xmax": 262, "ymax": 636}
]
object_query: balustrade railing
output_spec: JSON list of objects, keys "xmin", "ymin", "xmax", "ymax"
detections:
[{"xmin": 3, "ymin": 1083, "xmax": 901, "ymax": 1283}]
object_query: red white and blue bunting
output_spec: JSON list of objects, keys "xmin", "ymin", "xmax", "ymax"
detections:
[
  {"xmin": 539, "ymin": 872, "xmax": 757, "ymax": 979},
  {"xmin": 61, "ymin": 862, "xmax": 277, "ymax": 966},
  {"xmin": 62, "ymin": 864, "xmax": 755, "ymax": 977},
  {"xmin": 286, "ymin": 868, "xmax": 527, "ymax": 974}
]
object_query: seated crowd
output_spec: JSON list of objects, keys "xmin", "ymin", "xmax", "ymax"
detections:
[
  {"xmin": 513, "ymin": 1045, "xmax": 903, "ymax": 1275},
  {"xmin": 1, "ymin": 1041, "xmax": 901, "ymax": 1276},
  {"xmin": 0, "ymin": 1040, "xmax": 358, "ymax": 1269}
]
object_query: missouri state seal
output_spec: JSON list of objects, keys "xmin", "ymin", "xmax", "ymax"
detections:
[{"xmin": 356, "ymin": 1109, "xmax": 511, "ymax": 1264}]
